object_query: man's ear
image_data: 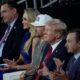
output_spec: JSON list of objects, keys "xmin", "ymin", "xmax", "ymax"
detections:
[{"xmin": 56, "ymin": 32, "xmax": 62, "ymax": 39}]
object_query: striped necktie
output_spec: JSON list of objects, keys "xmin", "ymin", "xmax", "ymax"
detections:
[{"xmin": 0, "ymin": 25, "xmax": 11, "ymax": 47}]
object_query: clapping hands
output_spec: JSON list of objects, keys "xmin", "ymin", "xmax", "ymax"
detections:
[
  {"xmin": 0, "ymin": 59, "xmax": 16, "ymax": 71},
  {"xmin": 53, "ymin": 58, "xmax": 69, "ymax": 80}
]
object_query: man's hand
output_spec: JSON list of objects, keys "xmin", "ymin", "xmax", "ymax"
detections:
[
  {"xmin": 3, "ymin": 58, "xmax": 16, "ymax": 66},
  {"xmin": 53, "ymin": 58, "xmax": 64, "ymax": 72},
  {"xmin": 37, "ymin": 62, "xmax": 49, "ymax": 76},
  {"xmin": 53, "ymin": 70, "xmax": 69, "ymax": 80}
]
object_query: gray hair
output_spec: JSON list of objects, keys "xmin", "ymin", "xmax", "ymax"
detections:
[{"xmin": 46, "ymin": 19, "xmax": 67, "ymax": 36}]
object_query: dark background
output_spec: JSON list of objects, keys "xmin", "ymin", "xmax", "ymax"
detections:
[
  {"xmin": 0, "ymin": 0, "xmax": 80, "ymax": 30},
  {"xmin": 17, "ymin": 0, "xmax": 80, "ymax": 30}
]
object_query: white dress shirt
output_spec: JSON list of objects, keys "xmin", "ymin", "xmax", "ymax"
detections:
[{"xmin": 0, "ymin": 18, "xmax": 17, "ymax": 57}]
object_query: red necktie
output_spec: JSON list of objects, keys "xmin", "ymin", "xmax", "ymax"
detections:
[
  {"xmin": 35, "ymin": 46, "xmax": 52, "ymax": 80},
  {"xmin": 44, "ymin": 46, "xmax": 52, "ymax": 63}
]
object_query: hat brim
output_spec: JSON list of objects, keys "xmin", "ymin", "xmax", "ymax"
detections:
[{"xmin": 31, "ymin": 22, "xmax": 45, "ymax": 27}]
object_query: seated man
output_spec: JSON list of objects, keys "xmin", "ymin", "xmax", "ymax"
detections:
[
  {"xmin": 36, "ymin": 19, "xmax": 72, "ymax": 80},
  {"xmin": 0, "ymin": 1, "xmax": 26, "ymax": 63},
  {"xmin": 52, "ymin": 29, "xmax": 80, "ymax": 80}
]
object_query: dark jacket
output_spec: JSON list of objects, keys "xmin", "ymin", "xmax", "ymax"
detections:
[
  {"xmin": 0, "ymin": 17, "xmax": 26, "ymax": 63},
  {"xmin": 46, "ymin": 39, "xmax": 72, "ymax": 71}
]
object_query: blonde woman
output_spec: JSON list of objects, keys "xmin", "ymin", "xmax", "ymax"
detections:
[
  {"xmin": 20, "ymin": 8, "xmax": 40, "ymax": 64},
  {"xmin": 2, "ymin": 8, "xmax": 40, "ymax": 70}
]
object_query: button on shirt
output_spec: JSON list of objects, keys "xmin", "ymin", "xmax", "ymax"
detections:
[{"xmin": 0, "ymin": 18, "xmax": 17, "ymax": 57}]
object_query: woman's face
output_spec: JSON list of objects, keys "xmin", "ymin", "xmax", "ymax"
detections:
[{"xmin": 22, "ymin": 13, "xmax": 30, "ymax": 29}]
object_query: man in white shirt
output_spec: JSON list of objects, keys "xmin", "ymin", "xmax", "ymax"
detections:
[
  {"xmin": 52, "ymin": 29, "xmax": 80, "ymax": 80},
  {"xmin": 37, "ymin": 19, "xmax": 72, "ymax": 80},
  {"xmin": 0, "ymin": 1, "xmax": 25, "ymax": 63}
]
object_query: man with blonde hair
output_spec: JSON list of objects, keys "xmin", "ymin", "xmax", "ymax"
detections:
[{"xmin": 38, "ymin": 19, "xmax": 72, "ymax": 80}]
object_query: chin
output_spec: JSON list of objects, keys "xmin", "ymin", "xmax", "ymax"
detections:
[
  {"xmin": 68, "ymin": 50, "xmax": 73, "ymax": 53},
  {"xmin": 23, "ymin": 27, "xmax": 27, "ymax": 29},
  {"xmin": 4, "ymin": 20, "xmax": 7, "ymax": 23},
  {"xmin": 43, "ymin": 39, "xmax": 47, "ymax": 42}
]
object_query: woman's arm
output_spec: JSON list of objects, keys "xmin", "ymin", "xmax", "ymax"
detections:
[{"xmin": 32, "ymin": 37, "xmax": 40, "ymax": 59}]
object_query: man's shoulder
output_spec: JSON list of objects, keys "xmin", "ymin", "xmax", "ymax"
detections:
[{"xmin": 14, "ymin": 17, "xmax": 22, "ymax": 27}]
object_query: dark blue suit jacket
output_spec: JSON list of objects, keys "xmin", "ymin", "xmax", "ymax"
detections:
[
  {"xmin": 67, "ymin": 56, "xmax": 80, "ymax": 80},
  {"xmin": 0, "ymin": 17, "xmax": 26, "ymax": 63},
  {"xmin": 46, "ymin": 39, "xmax": 72, "ymax": 71},
  {"xmin": 40, "ymin": 40, "xmax": 72, "ymax": 80}
]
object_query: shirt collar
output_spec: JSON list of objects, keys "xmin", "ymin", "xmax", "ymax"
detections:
[
  {"xmin": 51, "ymin": 40, "xmax": 62, "ymax": 52},
  {"xmin": 74, "ymin": 52, "xmax": 80, "ymax": 60}
]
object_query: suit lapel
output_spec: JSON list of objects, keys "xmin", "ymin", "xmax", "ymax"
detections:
[
  {"xmin": 6, "ymin": 18, "xmax": 19, "ymax": 39},
  {"xmin": 49, "ymin": 40, "xmax": 66, "ymax": 60}
]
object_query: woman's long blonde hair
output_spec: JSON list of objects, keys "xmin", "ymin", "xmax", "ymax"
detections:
[{"xmin": 23, "ymin": 8, "xmax": 40, "ymax": 53}]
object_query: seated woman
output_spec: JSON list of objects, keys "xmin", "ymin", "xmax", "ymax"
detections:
[
  {"xmin": 18, "ymin": 8, "xmax": 40, "ymax": 65},
  {"xmin": 0, "ymin": 8, "xmax": 40, "ymax": 70}
]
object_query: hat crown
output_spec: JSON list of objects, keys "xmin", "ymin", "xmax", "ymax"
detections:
[
  {"xmin": 31, "ymin": 14, "xmax": 53, "ymax": 26},
  {"xmin": 35, "ymin": 14, "xmax": 52, "ymax": 23}
]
